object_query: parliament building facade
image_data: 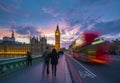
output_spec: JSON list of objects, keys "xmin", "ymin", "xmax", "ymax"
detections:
[{"xmin": 0, "ymin": 31, "xmax": 49, "ymax": 56}]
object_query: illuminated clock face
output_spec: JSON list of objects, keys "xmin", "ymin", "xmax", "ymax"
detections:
[{"xmin": 56, "ymin": 32, "xmax": 59, "ymax": 35}]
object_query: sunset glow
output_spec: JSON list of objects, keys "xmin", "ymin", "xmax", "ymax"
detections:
[{"xmin": 0, "ymin": 0, "xmax": 120, "ymax": 48}]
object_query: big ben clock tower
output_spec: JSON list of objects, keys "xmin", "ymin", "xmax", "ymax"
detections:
[{"xmin": 55, "ymin": 24, "xmax": 60, "ymax": 51}]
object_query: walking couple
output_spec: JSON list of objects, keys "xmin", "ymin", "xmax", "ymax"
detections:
[{"xmin": 42, "ymin": 46, "xmax": 59, "ymax": 76}]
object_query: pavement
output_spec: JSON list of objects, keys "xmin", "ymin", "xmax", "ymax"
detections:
[{"xmin": 0, "ymin": 55, "xmax": 72, "ymax": 83}]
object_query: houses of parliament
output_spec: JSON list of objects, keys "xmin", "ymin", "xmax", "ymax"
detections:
[
  {"xmin": 0, "ymin": 25, "xmax": 60, "ymax": 56},
  {"xmin": 0, "ymin": 31, "xmax": 52, "ymax": 56}
]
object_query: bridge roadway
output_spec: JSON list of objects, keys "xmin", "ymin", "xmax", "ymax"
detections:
[{"xmin": 0, "ymin": 55, "xmax": 72, "ymax": 83}]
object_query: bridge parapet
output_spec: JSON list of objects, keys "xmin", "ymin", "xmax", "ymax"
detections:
[{"xmin": 0, "ymin": 56, "xmax": 42, "ymax": 77}]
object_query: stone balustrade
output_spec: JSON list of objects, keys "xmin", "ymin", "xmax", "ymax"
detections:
[{"xmin": 0, "ymin": 56, "xmax": 42, "ymax": 77}]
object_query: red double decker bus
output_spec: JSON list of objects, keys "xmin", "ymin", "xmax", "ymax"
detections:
[{"xmin": 70, "ymin": 31, "xmax": 111, "ymax": 64}]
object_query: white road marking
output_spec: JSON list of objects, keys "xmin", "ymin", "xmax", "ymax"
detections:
[
  {"xmin": 68, "ymin": 55, "xmax": 96, "ymax": 78},
  {"xmin": 78, "ymin": 70, "xmax": 96, "ymax": 78}
]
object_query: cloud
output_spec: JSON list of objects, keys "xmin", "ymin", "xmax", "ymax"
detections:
[
  {"xmin": 56, "ymin": 23, "xmax": 80, "ymax": 48},
  {"xmin": 63, "ymin": 0, "xmax": 109, "ymax": 28},
  {"xmin": 61, "ymin": 29, "xmax": 65, "ymax": 34},
  {"xmin": 0, "ymin": 2, "xmax": 12, "ymax": 13},
  {"xmin": 12, "ymin": 25, "xmax": 41, "ymax": 35},
  {"xmin": 66, "ymin": 6, "xmax": 93, "ymax": 18},
  {"xmin": 41, "ymin": 8, "xmax": 59, "ymax": 17},
  {"xmin": 65, "ymin": 15, "xmax": 102, "ymax": 33},
  {"xmin": 11, "ymin": 0, "xmax": 22, "ymax": 9},
  {"xmin": 93, "ymin": 19, "xmax": 120, "ymax": 34},
  {"xmin": 0, "ymin": 0, "xmax": 29, "ymax": 19},
  {"xmin": 101, "ymin": 33, "xmax": 120, "ymax": 41},
  {"xmin": 60, "ymin": 16, "xmax": 120, "ymax": 48},
  {"xmin": 61, "ymin": 42, "xmax": 71, "ymax": 49}
]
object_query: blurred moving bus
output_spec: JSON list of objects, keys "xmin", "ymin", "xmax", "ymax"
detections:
[{"xmin": 70, "ymin": 31, "xmax": 111, "ymax": 64}]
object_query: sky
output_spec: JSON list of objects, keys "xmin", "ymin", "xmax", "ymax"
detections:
[{"xmin": 0, "ymin": 0, "xmax": 120, "ymax": 48}]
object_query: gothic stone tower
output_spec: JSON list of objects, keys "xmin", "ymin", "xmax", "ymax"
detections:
[
  {"xmin": 11, "ymin": 30, "xmax": 15, "ymax": 42},
  {"xmin": 55, "ymin": 24, "xmax": 60, "ymax": 51}
]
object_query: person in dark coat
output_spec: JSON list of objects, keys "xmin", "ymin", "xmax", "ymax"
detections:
[
  {"xmin": 50, "ymin": 48, "xmax": 59, "ymax": 76},
  {"xmin": 42, "ymin": 46, "xmax": 50, "ymax": 75},
  {"xmin": 27, "ymin": 51, "xmax": 32, "ymax": 66}
]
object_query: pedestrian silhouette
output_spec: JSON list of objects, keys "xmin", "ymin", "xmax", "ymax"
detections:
[
  {"xmin": 27, "ymin": 51, "xmax": 32, "ymax": 66},
  {"xmin": 50, "ymin": 48, "xmax": 59, "ymax": 76},
  {"xmin": 42, "ymin": 46, "xmax": 50, "ymax": 75}
]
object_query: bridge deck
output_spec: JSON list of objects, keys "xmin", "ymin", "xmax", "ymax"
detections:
[{"xmin": 0, "ymin": 55, "xmax": 72, "ymax": 83}]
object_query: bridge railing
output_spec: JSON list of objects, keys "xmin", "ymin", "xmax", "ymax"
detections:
[{"xmin": 0, "ymin": 56, "xmax": 42, "ymax": 77}]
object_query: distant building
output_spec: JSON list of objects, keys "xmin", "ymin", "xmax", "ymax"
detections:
[
  {"xmin": 0, "ymin": 40, "xmax": 3, "ymax": 44},
  {"xmin": 3, "ymin": 30, "xmax": 15, "ymax": 42},
  {"xmin": 109, "ymin": 39, "xmax": 120, "ymax": 55},
  {"xmin": 55, "ymin": 24, "xmax": 60, "ymax": 51},
  {"xmin": 0, "ymin": 30, "xmax": 53, "ymax": 56},
  {"xmin": 30, "ymin": 35, "xmax": 47, "ymax": 55}
]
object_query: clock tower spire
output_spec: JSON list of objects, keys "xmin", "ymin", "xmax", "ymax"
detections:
[{"xmin": 55, "ymin": 24, "xmax": 60, "ymax": 51}]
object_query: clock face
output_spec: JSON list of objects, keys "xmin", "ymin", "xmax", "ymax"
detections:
[{"xmin": 56, "ymin": 32, "xmax": 59, "ymax": 35}]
